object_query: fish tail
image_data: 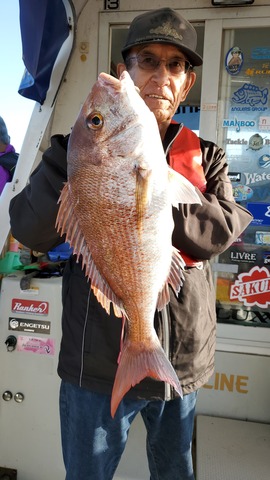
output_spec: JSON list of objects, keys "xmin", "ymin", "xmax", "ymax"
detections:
[{"xmin": 111, "ymin": 339, "xmax": 183, "ymax": 417}]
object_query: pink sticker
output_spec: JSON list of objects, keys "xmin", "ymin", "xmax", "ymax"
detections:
[{"xmin": 17, "ymin": 336, "xmax": 55, "ymax": 355}]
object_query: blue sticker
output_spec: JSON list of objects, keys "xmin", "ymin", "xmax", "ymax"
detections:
[
  {"xmin": 258, "ymin": 154, "xmax": 270, "ymax": 169},
  {"xmin": 247, "ymin": 202, "xmax": 270, "ymax": 226},
  {"xmin": 251, "ymin": 47, "xmax": 270, "ymax": 60},
  {"xmin": 223, "ymin": 117, "xmax": 255, "ymax": 132},
  {"xmin": 232, "ymin": 83, "xmax": 268, "ymax": 107},
  {"xmin": 225, "ymin": 47, "xmax": 243, "ymax": 76}
]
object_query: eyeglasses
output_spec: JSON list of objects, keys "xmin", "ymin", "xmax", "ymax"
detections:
[{"xmin": 126, "ymin": 53, "xmax": 193, "ymax": 76}]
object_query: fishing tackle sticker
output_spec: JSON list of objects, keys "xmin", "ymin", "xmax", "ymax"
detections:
[
  {"xmin": 233, "ymin": 185, "xmax": 253, "ymax": 202},
  {"xmin": 230, "ymin": 250, "xmax": 257, "ymax": 263},
  {"xmin": 17, "ymin": 336, "xmax": 55, "ymax": 355},
  {"xmin": 9, "ymin": 317, "xmax": 51, "ymax": 334},
  {"xmin": 223, "ymin": 117, "xmax": 255, "ymax": 132},
  {"xmin": 11, "ymin": 298, "xmax": 49, "ymax": 316},
  {"xmin": 230, "ymin": 266, "xmax": 270, "ymax": 308},
  {"xmin": 247, "ymin": 202, "xmax": 270, "ymax": 226},
  {"xmin": 255, "ymin": 231, "xmax": 270, "ymax": 245},
  {"xmin": 231, "ymin": 83, "xmax": 268, "ymax": 107},
  {"xmin": 225, "ymin": 46, "xmax": 243, "ymax": 76},
  {"xmin": 247, "ymin": 133, "xmax": 265, "ymax": 151},
  {"xmin": 258, "ymin": 154, "xmax": 270, "ymax": 168}
]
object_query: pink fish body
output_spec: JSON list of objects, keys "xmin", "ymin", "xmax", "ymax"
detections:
[{"xmin": 56, "ymin": 71, "xmax": 201, "ymax": 416}]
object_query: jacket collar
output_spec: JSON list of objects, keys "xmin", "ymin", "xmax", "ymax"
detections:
[{"xmin": 163, "ymin": 122, "xmax": 183, "ymax": 156}]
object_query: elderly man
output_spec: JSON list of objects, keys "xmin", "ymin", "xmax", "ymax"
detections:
[{"xmin": 9, "ymin": 8, "xmax": 252, "ymax": 480}]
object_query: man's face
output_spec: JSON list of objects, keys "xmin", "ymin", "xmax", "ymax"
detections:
[{"xmin": 117, "ymin": 43, "xmax": 196, "ymax": 132}]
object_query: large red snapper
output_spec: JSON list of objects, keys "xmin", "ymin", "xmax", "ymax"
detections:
[{"xmin": 56, "ymin": 71, "xmax": 201, "ymax": 417}]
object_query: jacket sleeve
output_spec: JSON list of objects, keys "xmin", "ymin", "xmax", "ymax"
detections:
[
  {"xmin": 9, "ymin": 134, "xmax": 69, "ymax": 253},
  {"xmin": 0, "ymin": 166, "xmax": 11, "ymax": 194},
  {"xmin": 172, "ymin": 139, "xmax": 253, "ymax": 260}
]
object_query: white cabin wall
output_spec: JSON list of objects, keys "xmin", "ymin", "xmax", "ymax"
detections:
[
  {"xmin": 47, "ymin": 0, "xmax": 269, "ymax": 142},
  {"xmin": 48, "ymin": 0, "xmax": 102, "ymax": 140}
]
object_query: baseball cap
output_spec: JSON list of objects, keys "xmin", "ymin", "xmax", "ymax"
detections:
[{"xmin": 122, "ymin": 8, "xmax": 203, "ymax": 67}]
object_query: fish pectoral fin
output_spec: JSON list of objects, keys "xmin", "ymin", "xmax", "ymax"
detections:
[
  {"xmin": 156, "ymin": 247, "xmax": 185, "ymax": 311},
  {"xmin": 111, "ymin": 337, "xmax": 183, "ymax": 418},
  {"xmin": 135, "ymin": 165, "xmax": 152, "ymax": 224},
  {"xmin": 56, "ymin": 182, "xmax": 85, "ymax": 252},
  {"xmin": 56, "ymin": 183, "xmax": 124, "ymax": 318},
  {"xmin": 168, "ymin": 167, "xmax": 202, "ymax": 207}
]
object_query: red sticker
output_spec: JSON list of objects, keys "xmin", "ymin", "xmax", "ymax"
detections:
[
  {"xmin": 230, "ymin": 266, "xmax": 270, "ymax": 308},
  {"xmin": 11, "ymin": 298, "xmax": 49, "ymax": 316}
]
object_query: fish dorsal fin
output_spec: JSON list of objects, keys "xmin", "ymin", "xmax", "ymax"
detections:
[
  {"xmin": 156, "ymin": 247, "xmax": 185, "ymax": 311},
  {"xmin": 56, "ymin": 183, "xmax": 125, "ymax": 318},
  {"xmin": 168, "ymin": 167, "xmax": 202, "ymax": 208}
]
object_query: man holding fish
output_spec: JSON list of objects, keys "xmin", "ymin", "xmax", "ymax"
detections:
[{"xmin": 9, "ymin": 7, "xmax": 252, "ymax": 480}]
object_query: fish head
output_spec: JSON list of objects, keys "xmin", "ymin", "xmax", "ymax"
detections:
[{"xmin": 67, "ymin": 71, "xmax": 161, "ymax": 179}]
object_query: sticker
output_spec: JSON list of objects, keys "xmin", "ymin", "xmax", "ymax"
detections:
[
  {"xmin": 228, "ymin": 172, "xmax": 241, "ymax": 183},
  {"xmin": 230, "ymin": 266, "xmax": 270, "ymax": 308},
  {"xmin": 255, "ymin": 231, "xmax": 270, "ymax": 245},
  {"xmin": 264, "ymin": 252, "xmax": 270, "ymax": 265},
  {"xmin": 258, "ymin": 154, "xmax": 270, "ymax": 168},
  {"xmin": 11, "ymin": 298, "xmax": 49, "ymax": 316},
  {"xmin": 231, "ymin": 83, "xmax": 268, "ymax": 107},
  {"xmin": 223, "ymin": 117, "xmax": 255, "ymax": 132},
  {"xmin": 230, "ymin": 250, "xmax": 257, "ymax": 263},
  {"xmin": 225, "ymin": 46, "xmax": 243, "ymax": 76},
  {"xmin": 247, "ymin": 133, "xmax": 265, "ymax": 151},
  {"xmin": 245, "ymin": 64, "xmax": 270, "ymax": 77},
  {"xmin": 226, "ymin": 138, "xmax": 248, "ymax": 146},
  {"xmin": 9, "ymin": 317, "xmax": 51, "ymax": 334},
  {"xmin": 247, "ymin": 203, "xmax": 270, "ymax": 226},
  {"xmin": 259, "ymin": 117, "xmax": 270, "ymax": 132},
  {"xmin": 233, "ymin": 185, "xmax": 253, "ymax": 202},
  {"xmin": 17, "ymin": 336, "xmax": 55, "ymax": 355},
  {"xmin": 242, "ymin": 171, "xmax": 270, "ymax": 186},
  {"xmin": 251, "ymin": 47, "xmax": 270, "ymax": 60}
]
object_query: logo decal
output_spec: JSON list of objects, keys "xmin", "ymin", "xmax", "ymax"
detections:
[
  {"xmin": 232, "ymin": 83, "xmax": 268, "ymax": 107},
  {"xmin": 230, "ymin": 266, "xmax": 270, "ymax": 308},
  {"xmin": 11, "ymin": 299, "xmax": 49, "ymax": 316}
]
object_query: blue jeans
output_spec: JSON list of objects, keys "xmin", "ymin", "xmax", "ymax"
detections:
[{"xmin": 59, "ymin": 381, "xmax": 197, "ymax": 480}]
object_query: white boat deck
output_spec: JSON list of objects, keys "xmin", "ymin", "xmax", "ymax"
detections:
[{"xmin": 196, "ymin": 415, "xmax": 270, "ymax": 480}]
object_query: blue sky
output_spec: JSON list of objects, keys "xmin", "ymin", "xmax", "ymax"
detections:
[{"xmin": 0, "ymin": 1, "xmax": 34, "ymax": 151}]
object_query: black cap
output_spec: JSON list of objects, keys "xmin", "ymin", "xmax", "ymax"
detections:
[{"xmin": 122, "ymin": 8, "xmax": 203, "ymax": 67}]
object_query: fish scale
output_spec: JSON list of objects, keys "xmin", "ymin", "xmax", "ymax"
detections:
[{"xmin": 56, "ymin": 70, "xmax": 201, "ymax": 417}]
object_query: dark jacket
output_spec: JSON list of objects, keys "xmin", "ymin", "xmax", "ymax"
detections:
[
  {"xmin": 0, "ymin": 150, "xmax": 19, "ymax": 175},
  {"xmin": 9, "ymin": 124, "xmax": 252, "ymax": 399},
  {"xmin": 0, "ymin": 150, "xmax": 19, "ymax": 193}
]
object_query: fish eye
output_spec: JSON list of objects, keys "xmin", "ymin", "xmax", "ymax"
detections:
[{"xmin": 86, "ymin": 112, "xmax": 104, "ymax": 129}]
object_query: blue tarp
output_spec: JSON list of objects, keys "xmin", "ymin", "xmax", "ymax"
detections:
[{"xmin": 18, "ymin": 0, "xmax": 70, "ymax": 104}]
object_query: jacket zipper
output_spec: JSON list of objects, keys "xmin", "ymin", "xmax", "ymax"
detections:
[
  {"xmin": 160, "ymin": 124, "xmax": 183, "ymax": 401},
  {"xmin": 161, "ymin": 306, "xmax": 172, "ymax": 401}
]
